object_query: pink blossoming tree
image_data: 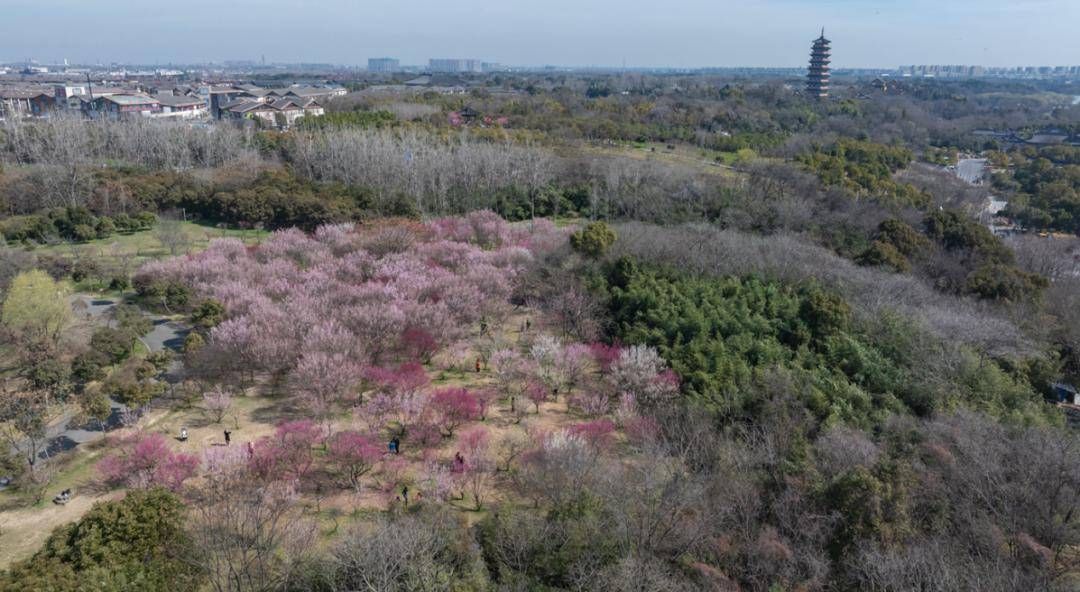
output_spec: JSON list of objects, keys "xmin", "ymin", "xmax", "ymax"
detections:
[
  {"xmin": 203, "ymin": 386, "xmax": 233, "ymax": 424},
  {"xmin": 429, "ymin": 387, "xmax": 481, "ymax": 437},
  {"xmin": 98, "ymin": 432, "xmax": 198, "ymax": 491},
  {"xmin": 327, "ymin": 431, "xmax": 383, "ymax": 491}
]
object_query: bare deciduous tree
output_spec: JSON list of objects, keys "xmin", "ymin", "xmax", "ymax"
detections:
[{"xmin": 187, "ymin": 472, "xmax": 316, "ymax": 592}]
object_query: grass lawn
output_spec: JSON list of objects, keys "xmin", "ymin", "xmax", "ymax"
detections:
[
  {"xmin": 0, "ymin": 443, "xmax": 121, "ymax": 568},
  {"xmin": 21, "ymin": 221, "xmax": 270, "ymax": 269}
]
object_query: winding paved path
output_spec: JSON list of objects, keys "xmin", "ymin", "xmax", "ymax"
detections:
[{"xmin": 38, "ymin": 296, "xmax": 189, "ymax": 457}]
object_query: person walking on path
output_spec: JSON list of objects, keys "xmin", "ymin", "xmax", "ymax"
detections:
[{"xmin": 223, "ymin": 430, "xmax": 231, "ymax": 445}]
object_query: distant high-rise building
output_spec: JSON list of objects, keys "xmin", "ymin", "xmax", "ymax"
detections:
[
  {"xmin": 806, "ymin": 29, "xmax": 831, "ymax": 99},
  {"xmin": 429, "ymin": 59, "xmax": 483, "ymax": 73},
  {"xmin": 368, "ymin": 57, "xmax": 400, "ymax": 73}
]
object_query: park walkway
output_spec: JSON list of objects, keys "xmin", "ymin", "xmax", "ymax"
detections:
[{"xmin": 39, "ymin": 296, "xmax": 188, "ymax": 456}]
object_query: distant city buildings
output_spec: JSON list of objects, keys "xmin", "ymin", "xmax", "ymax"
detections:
[
  {"xmin": 806, "ymin": 29, "xmax": 831, "ymax": 99},
  {"xmin": 900, "ymin": 65, "xmax": 1080, "ymax": 79},
  {"xmin": 368, "ymin": 58, "xmax": 400, "ymax": 73},
  {"xmin": 0, "ymin": 71, "xmax": 343, "ymax": 128},
  {"xmin": 429, "ymin": 59, "xmax": 483, "ymax": 73}
]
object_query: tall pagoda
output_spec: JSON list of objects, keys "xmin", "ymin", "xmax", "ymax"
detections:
[{"xmin": 806, "ymin": 29, "xmax": 831, "ymax": 99}]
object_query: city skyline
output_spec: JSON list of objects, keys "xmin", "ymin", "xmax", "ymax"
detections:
[{"xmin": 3, "ymin": 0, "xmax": 1079, "ymax": 69}]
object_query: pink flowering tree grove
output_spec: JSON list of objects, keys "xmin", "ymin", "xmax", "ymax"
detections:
[{"xmin": 133, "ymin": 212, "xmax": 567, "ymax": 418}]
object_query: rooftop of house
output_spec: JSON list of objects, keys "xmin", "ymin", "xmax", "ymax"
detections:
[
  {"xmin": 270, "ymin": 98, "xmax": 307, "ymax": 110},
  {"xmin": 225, "ymin": 97, "xmax": 321, "ymax": 113},
  {"xmin": 0, "ymin": 88, "xmax": 52, "ymax": 100},
  {"xmin": 85, "ymin": 87, "xmax": 145, "ymax": 97},
  {"xmin": 168, "ymin": 86, "xmax": 201, "ymax": 96},
  {"xmin": 100, "ymin": 94, "xmax": 160, "ymax": 106},
  {"xmin": 278, "ymin": 86, "xmax": 338, "ymax": 97},
  {"xmin": 226, "ymin": 100, "xmax": 271, "ymax": 113},
  {"xmin": 207, "ymin": 85, "xmax": 249, "ymax": 94},
  {"xmin": 240, "ymin": 88, "xmax": 279, "ymax": 98},
  {"xmin": 153, "ymin": 94, "xmax": 205, "ymax": 107}
]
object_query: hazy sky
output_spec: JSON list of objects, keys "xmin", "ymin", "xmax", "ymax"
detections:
[{"xmin": 4, "ymin": 0, "xmax": 1078, "ymax": 68}]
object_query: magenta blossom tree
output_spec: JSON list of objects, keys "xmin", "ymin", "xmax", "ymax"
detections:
[
  {"xmin": 363, "ymin": 361, "xmax": 431, "ymax": 435},
  {"xmin": 568, "ymin": 419, "xmax": 617, "ymax": 451},
  {"xmin": 526, "ymin": 380, "xmax": 550, "ymax": 413},
  {"xmin": 429, "ymin": 387, "xmax": 482, "ymax": 437},
  {"xmin": 328, "ymin": 431, "xmax": 383, "ymax": 491},
  {"xmin": 251, "ymin": 420, "xmax": 321, "ymax": 481},
  {"xmin": 588, "ymin": 342, "xmax": 623, "ymax": 374},
  {"xmin": 98, "ymin": 432, "xmax": 198, "ymax": 491},
  {"xmin": 401, "ymin": 326, "xmax": 439, "ymax": 363}
]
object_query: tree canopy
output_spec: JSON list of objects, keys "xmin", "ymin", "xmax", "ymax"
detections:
[{"xmin": 2, "ymin": 270, "xmax": 71, "ymax": 344}]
